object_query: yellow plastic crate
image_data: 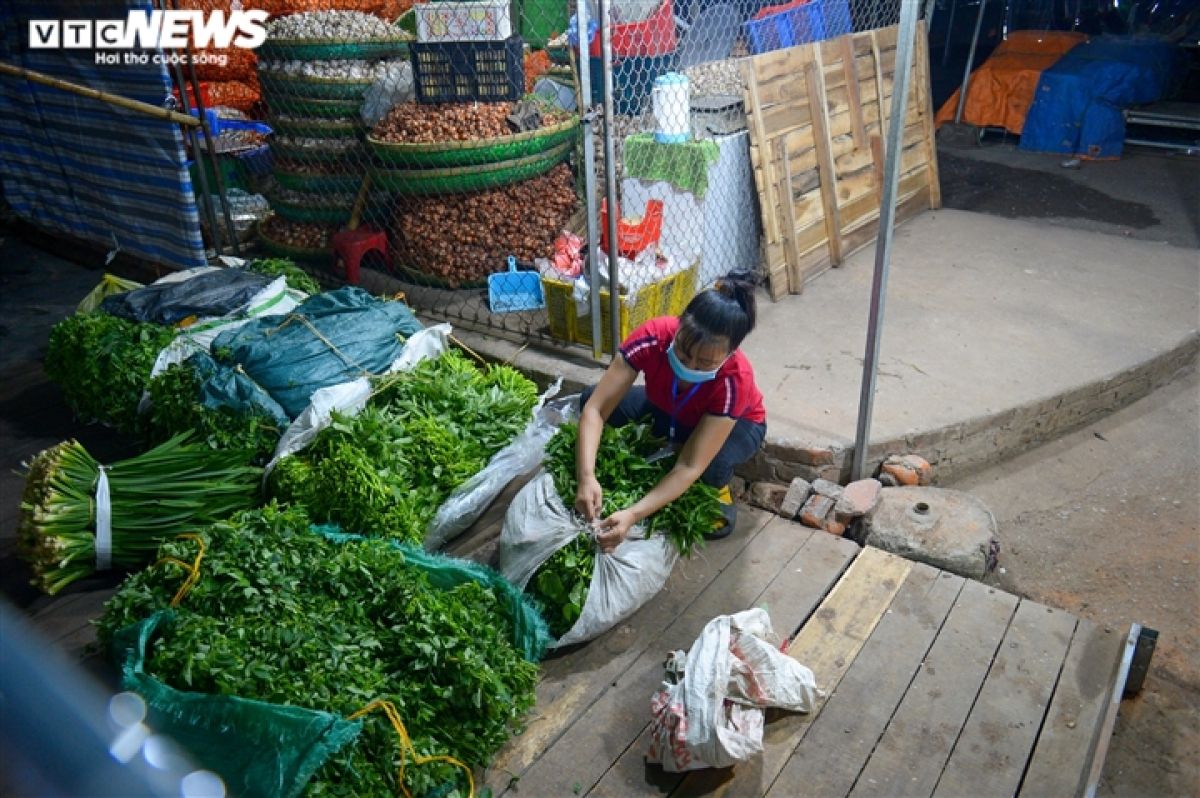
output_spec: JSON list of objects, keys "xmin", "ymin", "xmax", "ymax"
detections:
[{"xmin": 542, "ymin": 262, "xmax": 698, "ymax": 351}]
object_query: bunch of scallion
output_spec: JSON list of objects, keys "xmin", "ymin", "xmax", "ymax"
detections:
[{"xmin": 18, "ymin": 433, "xmax": 261, "ymax": 595}]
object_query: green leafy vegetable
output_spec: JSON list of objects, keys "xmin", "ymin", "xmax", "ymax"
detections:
[
  {"xmin": 269, "ymin": 350, "xmax": 539, "ymax": 545},
  {"xmin": 97, "ymin": 503, "xmax": 539, "ymax": 797},
  {"xmin": 244, "ymin": 257, "xmax": 322, "ymax": 296},
  {"xmin": 45, "ymin": 312, "xmax": 176, "ymax": 434},
  {"xmin": 144, "ymin": 361, "xmax": 281, "ymax": 464}
]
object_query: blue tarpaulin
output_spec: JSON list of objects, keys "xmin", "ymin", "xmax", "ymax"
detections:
[{"xmin": 1020, "ymin": 36, "xmax": 1181, "ymax": 159}]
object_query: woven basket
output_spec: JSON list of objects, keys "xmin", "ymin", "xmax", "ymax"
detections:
[
  {"xmin": 259, "ymin": 73, "xmax": 374, "ymax": 101},
  {"xmin": 371, "ymin": 140, "xmax": 571, "ymax": 195},
  {"xmin": 259, "ymin": 38, "xmax": 411, "ymax": 61},
  {"xmin": 269, "ymin": 201, "xmax": 354, "ymax": 225},
  {"xmin": 261, "ymin": 91, "xmax": 362, "ymax": 117},
  {"xmin": 269, "ymin": 141, "xmax": 362, "ymax": 163},
  {"xmin": 270, "ymin": 115, "xmax": 365, "ymax": 139},
  {"xmin": 273, "ymin": 169, "xmax": 366, "ymax": 193},
  {"xmin": 392, "ymin": 261, "xmax": 488, "ymax": 291},
  {"xmin": 257, "ymin": 223, "xmax": 331, "ymax": 262},
  {"xmin": 367, "ymin": 116, "xmax": 579, "ymax": 168}
]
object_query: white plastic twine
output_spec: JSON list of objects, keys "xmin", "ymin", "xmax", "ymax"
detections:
[{"xmin": 95, "ymin": 465, "xmax": 112, "ymax": 571}]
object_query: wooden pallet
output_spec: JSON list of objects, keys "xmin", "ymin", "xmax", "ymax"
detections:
[
  {"xmin": 742, "ymin": 24, "xmax": 942, "ymax": 299},
  {"xmin": 490, "ymin": 530, "xmax": 1134, "ymax": 798}
]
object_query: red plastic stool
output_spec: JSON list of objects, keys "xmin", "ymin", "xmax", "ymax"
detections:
[{"xmin": 332, "ymin": 226, "xmax": 388, "ymax": 285}]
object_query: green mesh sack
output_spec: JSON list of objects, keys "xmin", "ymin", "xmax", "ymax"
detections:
[{"xmin": 112, "ymin": 610, "xmax": 362, "ymax": 798}]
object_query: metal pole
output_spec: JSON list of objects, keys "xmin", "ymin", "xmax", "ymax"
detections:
[
  {"xmin": 941, "ymin": 0, "xmax": 957, "ymax": 66},
  {"xmin": 924, "ymin": 0, "xmax": 938, "ymax": 30},
  {"xmin": 577, "ymin": 0, "xmax": 604, "ymax": 360},
  {"xmin": 173, "ymin": 0, "xmax": 240, "ymax": 256},
  {"xmin": 599, "ymin": 0, "xmax": 622, "ymax": 357},
  {"xmin": 850, "ymin": 0, "xmax": 921, "ymax": 481},
  {"xmin": 165, "ymin": 57, "xmax": 222, "ymax": 255},
  {"xmin": 954, "ymin": 0, "xmax": 988, "ymax": 124}
]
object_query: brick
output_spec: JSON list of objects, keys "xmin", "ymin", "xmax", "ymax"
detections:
[
  {"xmin": 778, "ymin": 478, "xmax": 813, "ymax": 520},
  {"xmin": 748, "ymin": 481, "xmax": 788, "ymax": 514},
  {"xmin": 811, "ymin": 478, "xmax": 844, "ymax": 500},
  {"xmin": 824, "ymin": 518, "xmax": 847, "ymax": 536},
  {"xmin": 730, "ymin": 476, "xmax": 748, "ymax": 502},
  {"xmin": 835, "ymin": 478, "xmax": 882, "ymax": 518},
  {"xmin": 900, "ymin": 454, "xmax": 933, "ymax": 486},
  {"xmin": 881, "ymin": 455, "xmax": 920, "ymax": 486},
  {"xmin": 799, "ymin": 494, "xmax": 835, "ymax": 529}
]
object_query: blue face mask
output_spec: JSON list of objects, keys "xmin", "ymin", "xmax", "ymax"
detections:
[{"xmin": 667, "ymin": 341, "xmax": 724, "ymax": 383}]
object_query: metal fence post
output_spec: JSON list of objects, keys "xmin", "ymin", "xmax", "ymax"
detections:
[
  {"xmin": 599, "ymin": 0, "xmax": 623, "ymax": 358},
  {"xmin": 577, "ymin": 0, "xmax": 605, "ymax": 359},
  {"xmin": 850, "ymin": 0, "xmax": 922, "ymax": 481}
]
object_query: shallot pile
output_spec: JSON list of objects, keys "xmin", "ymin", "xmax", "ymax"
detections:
[
  {"xmin": 266, "ymin": 11, "xmax": 399, "ymax": 41},
  {"xmin": 261, "ymin": 216, "xmax": 336, "ymax": 250},
  {"xmin": 395, "ymin": 165, "xmax": 577, "ymax": 287}
]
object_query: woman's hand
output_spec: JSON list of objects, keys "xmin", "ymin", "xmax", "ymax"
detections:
[
  {"xmin": 596, "ymin": 509, "xmax": 638, "ymax": 554},
  {"xmin": 575, "ymin": 475, "xmax": 603, "ymax": 521}
]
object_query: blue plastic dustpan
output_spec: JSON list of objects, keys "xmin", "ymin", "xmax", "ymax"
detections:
[{"xmin": 488, "ymin": 256, "xmax": 545, "ymax": 313}]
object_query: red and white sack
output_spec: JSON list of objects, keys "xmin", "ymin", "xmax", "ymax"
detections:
[{"xmin": 646, "ymin": 608, "xmax": 821, "ymax": 772}]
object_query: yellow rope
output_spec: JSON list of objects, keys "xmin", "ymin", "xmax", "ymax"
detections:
[
  {"xmin": 347, "ymin": 700, "xmax": 474, "ymax": 798},
  {"xmin": 154, "ymin": 533, "xmax": 207, "ymax": 607},
  {"xmin": 448, "ymin": 335, "xmax": 488, "ymax": 367}
]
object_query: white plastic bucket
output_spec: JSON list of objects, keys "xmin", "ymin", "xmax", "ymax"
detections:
[{"xmin": 653, "ymin": 72, "xmax": 690, "ymax": 144}]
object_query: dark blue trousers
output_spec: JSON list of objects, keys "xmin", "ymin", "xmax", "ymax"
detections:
[{"xmin": 579, "ymin": 386, "xmax": 766, "ymax": 487}]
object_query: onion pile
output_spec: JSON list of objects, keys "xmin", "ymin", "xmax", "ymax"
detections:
[
  {"xmin": 395, "ymin": 165, "xmax": 577, "ymax": 287},
  {"xmin": 266, "ymin": 11, "xmax": 399, "ymax": 41},
  {"xmin": 373, "ymin": 102, "xmax": 515, "ymax": 143},
  {"xmin": 261, "ymin": 216, "xmax": 336, "ymax": 250}
]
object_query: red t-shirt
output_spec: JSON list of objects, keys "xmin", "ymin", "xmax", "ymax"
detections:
[{"xmin": 619, "ymin": 316, "xmax": 766, "ymax": 427}]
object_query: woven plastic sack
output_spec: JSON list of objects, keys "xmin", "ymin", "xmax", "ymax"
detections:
[
  {"xmin": 500, "ymin": 471, "xmax": 677, "ymax": 648},
  {"xmin": 112, "ymin": 610, "xmax": 362, "ymax": 798},
  {"xmin": 76, "ymin": 273, "xmax": 143, "ymax": 314},
  {"xmin": 646, "ymin": 608, "xmax": 820, "ymax": 771},
  {"xmin": 210, "ymin": 287, "xmax": 423, "ymax": 419},
  {"xmin": 99, "ymin": 269, "xmax": 273, "ymax": 325}
]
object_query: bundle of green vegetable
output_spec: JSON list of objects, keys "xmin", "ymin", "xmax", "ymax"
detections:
[
  {"xmin": 18, "ymin": 433, "xmax": 261, "ymax": 595},
  {"xmin": 45, "ymin": 312, "xmax": 177, "ymax": 434},
  {"xmin": 145, "ymin": 361, "xmax": 282, "ymax": 464},
  {"xmin": 97, "ymin": 503, "xmax": 540, "ymax": 797},
  {"xmin": 532, "ymin": 422, "xmax": 723, "ymax": 637},
  {"xmin": 270, "ymin": 349, "xmax": 539, "ymax": 545},
  {"xmin": 244, "ymin": 257, "xmax": 322, "ymax": 296}
]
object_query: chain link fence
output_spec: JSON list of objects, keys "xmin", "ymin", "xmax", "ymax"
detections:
[{"xmin": 180, "ymin": 0, "xmax": 907, "ymax": 352}]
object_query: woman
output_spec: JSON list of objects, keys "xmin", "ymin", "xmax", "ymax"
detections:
[{"xmin": 576, "ymin": 271, "xmax": 767, "ymax": 554}]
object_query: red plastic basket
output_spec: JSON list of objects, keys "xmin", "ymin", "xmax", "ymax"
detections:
[
  {"xmin": 589, "ymin": 0, "xmax": 677, "ymax": 58},
  {"xmin": 600, "ymin": 198, "xmax": 664, "ymax": 259}
]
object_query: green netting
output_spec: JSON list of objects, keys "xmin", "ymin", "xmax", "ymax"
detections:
[{"xmin": 114, "ymin": 610, "xmax": 363, "ymax": 798}]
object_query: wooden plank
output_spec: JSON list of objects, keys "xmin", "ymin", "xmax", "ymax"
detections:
[
  {"xmin": 803, "ymin": 58, "xmax": 842, "ymax": 269},
  {"xmin": 1020, "ymin": 619, "xmax": 1127, "ymax": 798},
  {"xmin": 932, "ymin": 600, "xmax": 1078, "ymax": 798},
  {"xmin": 1083, "ymin": 624, "xmax": 1141, "ymax": 798},
  {"xmin": 777, "ymin": 136, "xmax": 806, "ymax": 294},
  {"xmin": 871, "ymin": 30, "xmax": 889, "ymax": 141},
  {"xmin": 766, "ymin": 565, "xmax": 965, "ymax": 798},
  {"xmin": 915, "ymin": 21, "xmax": 942, "ymax": 209},
  {"xmin": 869, "ymin": 134, "xmax": 884, "ymax": 204},
  {"xmin": 483, "ymin": 509, "xmax": 778, "ymax": 792},
  {"xmin": 841, "ymin": 36, "xmax": 866, "ymax": 150},
  {"xmin": 834, "ymin": 182, "xmax": 930, "ymax": 259},
  {"xmin": 743, "ymin": 62, "xmax": 779, "ymax": 245},
  {"xmin": 848, "ymin": 579, "xmax": 1020, "ymax": 798},
  {"xmin": 515, "ymin": 519, "xmax": 849, "ymax": 797},
  {"xmin": 672, "ymin": 547, "xmax": 914, "ymax": 797},
  {"xmin": 587, "ymin": 527, "xmax": 860, "ymax": 797}
]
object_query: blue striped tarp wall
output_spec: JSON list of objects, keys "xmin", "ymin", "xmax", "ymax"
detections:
[{"xmin": 0, "ymin": 0, "xmax": 206, "ymax": 270}]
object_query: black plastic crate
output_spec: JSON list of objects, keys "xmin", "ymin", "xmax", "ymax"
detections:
[{"xmin": 412, "ymin": 35, "xmax": 525, "ymax": 103}]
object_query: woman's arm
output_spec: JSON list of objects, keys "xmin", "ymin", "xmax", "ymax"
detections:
[
  {"xmin": 596, "ymin": 413, "xmax": 736, "ymax": 552},
  {"xmin": 576, "ymin": 355, "xmax": 638, "ymax": 520}
]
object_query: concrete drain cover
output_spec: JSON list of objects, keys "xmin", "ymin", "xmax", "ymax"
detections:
[{"xmin": 863, "ymin": 487, "xmax": 1000, "ymax": 580}]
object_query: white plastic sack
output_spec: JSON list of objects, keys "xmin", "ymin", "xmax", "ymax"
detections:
[
  {"xmin": 264, "ymin": 323, "xmax": 452, "ymax": 473},
  {"xmin": 500, "ymin": 471, "xmax": 678, "ymax": 648},
  {"xmin": 424, "ymin": 387, "xmax": 572, "ymax": 551},
  {"xmin": 646, "ymin": 608, "xmax": 821, "ymax": 772}
]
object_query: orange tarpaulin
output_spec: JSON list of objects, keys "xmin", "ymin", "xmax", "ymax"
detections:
[{"xmin": 936, "ymin": 30, "xmax": 1087, "ymax": 134}]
